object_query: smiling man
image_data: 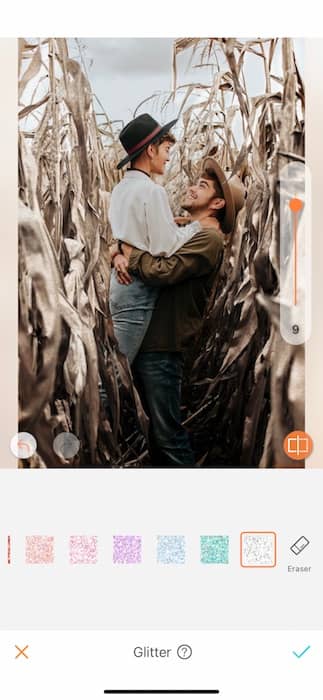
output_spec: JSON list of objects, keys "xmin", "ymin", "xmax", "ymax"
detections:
[{"xmin": 113, "ymin": 157, "xmax": 245, "ymax": 466}]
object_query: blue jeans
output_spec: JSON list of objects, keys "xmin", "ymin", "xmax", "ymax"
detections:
[
  {"xmin": 133, "ymin": 351, "xmax": 196, "ymax": 467},
  {"xmin": 109, "ymin": 271, "xmax": 159, "ymax": 365}
]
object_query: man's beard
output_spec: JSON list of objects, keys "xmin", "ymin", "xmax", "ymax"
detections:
[
  {"xmin": 182, "ymin": 201, "xmax": 205, "ymax": 216},
  {"xmin": 181, "ymin": 202, "xmax": 194, "ymax": 213}
]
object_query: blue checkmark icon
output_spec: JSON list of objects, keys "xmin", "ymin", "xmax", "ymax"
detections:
[{"xmin": 292, "ymin": 645, "xmax": 311, "ymax": 658}]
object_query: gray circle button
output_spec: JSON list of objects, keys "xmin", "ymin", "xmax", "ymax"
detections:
[{"xmin": 53, "ymin": 432, "xmax": 80, "ymax": 459}]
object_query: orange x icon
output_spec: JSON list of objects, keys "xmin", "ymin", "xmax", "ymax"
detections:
[{"xmin": 15, "ymin": 644, "xmax": 29, "ymax": 659}]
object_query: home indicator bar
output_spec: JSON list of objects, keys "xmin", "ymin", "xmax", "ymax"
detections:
[{"xmin": 103, "ymin": 692, "xmax": 220, "ymax": 695}]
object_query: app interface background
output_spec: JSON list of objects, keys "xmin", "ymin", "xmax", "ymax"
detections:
[
  {"xmin": 1, "ymin": 23, "xmax": 323, "ymax": 700},
  {"xmin": 0, "ymin": 470, "xmax": 322, "ymax": 629}
]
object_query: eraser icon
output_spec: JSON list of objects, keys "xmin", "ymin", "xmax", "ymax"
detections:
[{"xmin": 290, "ymin": 536, "xmax": 310, "ymax": 555}]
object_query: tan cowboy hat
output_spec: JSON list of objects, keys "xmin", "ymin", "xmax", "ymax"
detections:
[{"xmin": 202, "ymin": 156, "xmax": 246, "ymax": 234}]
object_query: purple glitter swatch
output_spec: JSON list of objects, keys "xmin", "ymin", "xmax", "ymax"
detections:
[
  {"xmin": 25, "ymin": 536, "xmax": 54, "ymax": 564},
  {"xmin": 69, "ymin": 536, "xmax": 98, "ymax": 564},
  {"xmin": 113, "ymin": 535, "xmax": 142, "ymax": 564}
]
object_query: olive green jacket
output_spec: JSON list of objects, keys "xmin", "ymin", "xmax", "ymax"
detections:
[{"xmin": 128, "ymin": 227, "xmax": 224, "ymax": 353}]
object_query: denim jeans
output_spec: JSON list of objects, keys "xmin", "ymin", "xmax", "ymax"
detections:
[
  {"xmin": 109, "ymin": 271, "xmax": 159, "ymax": 365},
  {"xmin": 133, "ymin": 351, "xmax": 196, "ymax": 467}
]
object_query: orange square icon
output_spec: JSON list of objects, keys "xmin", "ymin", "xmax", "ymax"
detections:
[
  {"xmin": 283, "ymin": 431, "xmax": 313, "ymax": 460},
  {"xmin": 240, "ymin": 531, "xmax": 277, "ymax": 568}
]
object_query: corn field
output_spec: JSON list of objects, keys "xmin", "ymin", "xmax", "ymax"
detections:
[{"xmin": 18, "ymin": 37, "xmax": 305, "ymax": 467}]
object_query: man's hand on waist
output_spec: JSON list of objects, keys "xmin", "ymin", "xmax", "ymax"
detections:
[
  {"xmin": 120, "ymin": 241, "xmax": 133, "ymax": 260},
  {"xmin": 113, "ymin": 253, "xmax": 132, "ymax": 285},
  {"xmin": 110, "ymin": 241, "xmax": 134, "ymax": 284}
]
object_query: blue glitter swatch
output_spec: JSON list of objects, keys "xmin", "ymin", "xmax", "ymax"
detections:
[
  {"xmin": 200, "ymin": 535, "xmax": 229, "ymax": 564},
  {"xmin": 157, "ymin": 536, "xmax": 186, "ymax": 564}
]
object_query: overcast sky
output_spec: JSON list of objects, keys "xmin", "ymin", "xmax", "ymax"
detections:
[
  {"xmin": 22, "ymin": 38, "xmax": 304, "ymax": 144},
  {"xmin": 69, "ymin": 38, "xmax": 304, "ymax": 130},
  {"xmin": 70, "ymin": 38, "xmax": 206, "ymax": 125}
]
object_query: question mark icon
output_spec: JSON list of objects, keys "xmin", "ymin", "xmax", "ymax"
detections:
[{"xmin": 177, "ymin": 644, "xmax": 192, "ymax": 659}]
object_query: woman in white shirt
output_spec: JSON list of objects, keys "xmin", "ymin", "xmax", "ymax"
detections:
[{"xmin": 109, "ymin": 113, "xmax": 204, "ymax": 365}]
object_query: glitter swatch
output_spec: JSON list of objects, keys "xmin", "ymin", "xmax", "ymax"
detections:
[
  {"xmin": 157, "ymin": 535, "xmax": 186, "ymax": 564},
  {"xmin": 25, "ymin": 536, "xmax": 54, "ymax": 564},
  {"xmin": 113, "ymin": 535, "xmax": 142, "ymax": 564},
  {"xmin": 69, "ymin": 536, "xmax": 98, "ymax": 564},
  {"xmin": 240, "ymin": 531, "xmax": 277, "ymax": 567},
  {"xmin": 200, "ymin": 535, "xmax": 229, "ymax": 564}
]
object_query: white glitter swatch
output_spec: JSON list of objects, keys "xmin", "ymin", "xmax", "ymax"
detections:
[{"xmin": 241, "ymin": 532, "xmax": 276, "ymax": 567}]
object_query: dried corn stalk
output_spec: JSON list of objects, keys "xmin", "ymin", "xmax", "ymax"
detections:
[{"xmin": 18, "ymin": 38, "xmax": 147, "ymax": 467}]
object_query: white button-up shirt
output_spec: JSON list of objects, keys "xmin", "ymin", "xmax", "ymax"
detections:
[{"xmin": 109, "ymin": 169, "xmax": 201, "ymax": 257}]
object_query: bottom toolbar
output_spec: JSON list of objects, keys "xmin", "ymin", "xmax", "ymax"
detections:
[{"xmin": 0, "ymin": 630, "xmax": 320, "ymax": 700}]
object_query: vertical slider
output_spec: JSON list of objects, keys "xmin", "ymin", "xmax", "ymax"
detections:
[{"xmin": 279, "ymin": 161, "xmax": 311, "ymax": 344}]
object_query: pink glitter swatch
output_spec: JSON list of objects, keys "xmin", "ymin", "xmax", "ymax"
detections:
[
  {"xmin": 69, "ymin": 536, "xmax": 98, "ymax": 564},
  {"xmin": 25, "ymin": 536, "xmax": 54, "ymax": 564},
  {"xmin": 113, "ymin": 535, "xmax": 142, "ymax": 564}
]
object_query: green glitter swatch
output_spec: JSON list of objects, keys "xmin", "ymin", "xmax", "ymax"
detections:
[{"xmin": 200, "ymin": 535, "xmax": 229, "ymax": 564}]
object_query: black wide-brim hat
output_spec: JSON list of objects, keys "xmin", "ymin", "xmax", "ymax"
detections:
[{"xmin": 117, "ymin": 113, "xmax": 178, "ymax": 169}]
